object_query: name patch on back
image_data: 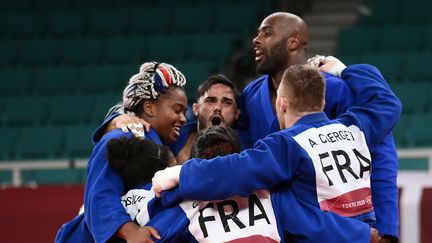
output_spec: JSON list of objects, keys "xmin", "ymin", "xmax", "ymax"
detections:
[{"xmin": 294, "ymin": 123, "xmax": 373, "ymax": 217}]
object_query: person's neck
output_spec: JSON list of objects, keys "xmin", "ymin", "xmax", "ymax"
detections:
[
  {"xmin": 269, "ymin": 70, "xmax": 285, "ymax": 111},
  {"xmin": 269, "ymin": 71, "xmax": 284, "ymax": 92},
  {"xmin": 176, "ymin": 131, "xmax": 197, "ymax": 164},
  {"xmin": 283, "ymin": 110, "xmax": 316, "ymax": 129}
]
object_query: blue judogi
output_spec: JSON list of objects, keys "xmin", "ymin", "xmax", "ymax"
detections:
[
  {"xmin": 121, "ymin": 185, "xmax": 371, "ymax": 243},
  {"xmin": 56, "ymin": 128, "xmax": 164, "ymax": 242},
  {"xmin": 177, "ymin": 65, "xmax": 401, "ymax": 239},
  {"xmin": 235, "ymin": 67, "xmax": 400, "ymax": 238}
]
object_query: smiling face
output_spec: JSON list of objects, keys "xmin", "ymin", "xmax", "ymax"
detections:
[
  {"xmin": 149, "ymin": 87, "xmax": 188, "ymax": 144},
  {"xmin": 193, "ymin": 83, "xmax": 240, "ymax": 131},
  {"xmin": 253, "ymin": 13, "xmax": 309, "ymax": 76}
]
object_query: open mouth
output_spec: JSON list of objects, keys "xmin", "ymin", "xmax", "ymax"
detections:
[
  {"xmin": 173, "ymin": 126, "xmax": 181, "ymax": 137},
  {"xmin": 254, "ymin": 48, "xmax": 264, "ymax": 62},
  {"xmin": 211, "ymin": 116, "xmax": 222, "ymax": 126}
]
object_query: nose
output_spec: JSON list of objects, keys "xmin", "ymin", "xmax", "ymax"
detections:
[
  {"xmin": 253, "ymin": 34, "xmax": 261, "ymax": 46},
  {"xmin": 213, "ymin": 101, "xmax": 222, "ymax": 111},
  {"xmin": 252, "ymin": 36, "xmax": 258, "ymax": 45},
  {"xmin": 179, "ymin": 112, "xmax": 187, "ymax": 124}
]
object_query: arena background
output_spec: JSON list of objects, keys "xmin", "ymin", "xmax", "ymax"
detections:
[{"xmin": 0, "ymin": 0, "xmax": 431, "ymax": 242}]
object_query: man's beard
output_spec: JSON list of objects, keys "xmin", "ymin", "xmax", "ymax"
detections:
[
  {"xmin": 197, "ymin": 115, "xmax": 208, "ymax": 131},
  {"xmin": 197, "ymin": 114, "xmax": 225, "ymax": 131},
  {"xmin": 256, "ymin": 38, "xmax": 289, "ymax": 75}
]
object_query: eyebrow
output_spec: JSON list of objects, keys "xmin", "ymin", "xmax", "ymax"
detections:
[
  {"xmin": 173, "ymin": 104, "xmax": 187, "ymax": 113},
  {"xmin": 258, "ymin": 25, "xmax": 272, "ymax": 32},
  {"xmin": 221, "ymin": 97, "xmax": 234, "ymax": 102},
  {"xmin": 204, "ymin": 96, "xmax": 234, "ymax": 101},
  {"xmin": 204, "ymin": 96, "xmax": 217, "ymax": 101}
]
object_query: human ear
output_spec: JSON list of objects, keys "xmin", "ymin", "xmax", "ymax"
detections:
[
  {"xmin": 235, "ymin": 108, "xmax": 241, "ymax": 120},
  {"xmin": 143, "ymin": 101, "xmax": 156, "ymax": 117},
  {"xmin": 287, "ymin": 35, "xmax": 301, "ymax": 50},
  {"xmin": 192, "ymin": 103, "xmax": 199, "ymax": 117},
  {"xmin": 279, "ymin": 97, "xmax": 288, "ymax": 113}
]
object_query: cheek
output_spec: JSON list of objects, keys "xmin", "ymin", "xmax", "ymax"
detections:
[
  {"xmin": 222, "ymin": 108, "xmax": 237, "ymax": 119},
  {"xmin": 159, "ymin": 110, "xmax": 176, "ymax": 126},
  {"xmin": 200, "ymin": 105, "xmax": 212, "ymax": 116},
  {"xmin": 169, "ymin": 111, "xmax": 180, "ymax": 123}
]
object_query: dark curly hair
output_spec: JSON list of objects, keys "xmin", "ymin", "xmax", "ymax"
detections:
[
  {"xmin": 106, "ymin": 136, "xmax": 171, "ymax": 190},
  {"xmin": 191, "ymin": 126, "xmax": 241, "ymax": 159}
]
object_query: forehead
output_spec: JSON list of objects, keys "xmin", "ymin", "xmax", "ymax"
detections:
[
  {"xmin": 160, "ymin": 88, "xmax": 188, "ymax": 106},
  {"xmin": 259, "ymin": 15, "xmax": 290, "ymax": 32},
  {"xmin": 202, "ymin": 83, "xmax": 235, "ymax": 99}
]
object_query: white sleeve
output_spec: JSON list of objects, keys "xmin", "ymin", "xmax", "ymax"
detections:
[{"xmin": 121, "ymin": 188, "xmax": 155, "ymax": 226}]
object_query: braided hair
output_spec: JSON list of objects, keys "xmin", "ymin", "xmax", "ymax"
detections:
[{"xmin": 122, "ymin": 61, "xmax": 187, "ymax": 114}]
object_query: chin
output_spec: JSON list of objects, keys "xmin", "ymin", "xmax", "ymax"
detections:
[
  {"xmin": 163, "ymin": 135, "xmax": 176, "ymax": 145},
  {"xmin": 256, "ymin": 65, "xmax": 270, "ymax": 75}
]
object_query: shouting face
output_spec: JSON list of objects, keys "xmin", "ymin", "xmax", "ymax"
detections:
[{"xmin": 193, "ymin": 83, "xmax": 240, "ymax": 131}]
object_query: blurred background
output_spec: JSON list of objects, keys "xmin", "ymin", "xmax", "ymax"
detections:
[{"xmin": 0, "ymin": 0, "xmax": 431, "ymax": 242}]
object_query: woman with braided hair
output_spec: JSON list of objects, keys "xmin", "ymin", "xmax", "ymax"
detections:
[{"xmin": 56, "ymin": 61, "xmax": 188, "ymax": 243}]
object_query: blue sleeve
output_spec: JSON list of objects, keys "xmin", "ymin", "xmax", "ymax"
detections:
[
  {"xmin": 145, "ymin": 205, "xmax": 192, "ymax": 243},
  {"xmin": 55, "ymin": 214, "xmax": 94, "ymax": 243},
  {"xmin": 84, "ymin": 130, "xmax": 133, "ymax": 242},
  {"xmin": 323, "ymin": 72, "xmax": 355, "ymax": 119},
  {"xmin": 330, "ymin": 65, "xmax": 399, "ymax": 239},
  {"xmin": 370, "ymin": 134, "xmax": 399, "ymax": 238},
  {"xmin": 236, "ymin": 128, "xmax": 251, "ymax": 150},
  {"xmin": 272, "ymin": 186, "xmax": 370, "ymax": 243},
  {"xmin": 161, "ymin": 187, "xmax": 183, "ymax": 208},
  {"xmin": 91, "ymin": 113, "xmax": 120, "ymax": 145},
  {"xmin": 179, "ymin": 133, "xmax": 300, "ymax": 200},
  {"xmin": 339, "ymin": 64, "xmax": 402, "ymax": 149}
]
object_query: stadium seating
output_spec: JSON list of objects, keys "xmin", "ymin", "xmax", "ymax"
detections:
[
  {"xmin": 77, "ymin": 65, "xmax": 123, "ymax": 94},
  {"xmin": 0, "ymin": 41, "xmax": 21, "ymax": 67},
  {"xmin": 63, "ymin": 124, "xmax": 96, "ymax": 159},
  {"xmin": 391, "ymin": 83, "xmax": 431, "ymax": 114},
  {"xmin": 47, "ymin": 10, "xmax": 88, "ymax": 38},
  {"xmin": 402, "ymin": 52, "xmax": 432, "ymax": 80},
  {"xmin": 173, "ymin": 6, "xmax": 214, "ymax": 34},
  {"xmin": 6, "ymin": 11, "xmax": 46, "ymax": 39},
  {"xmin": 4, "ymin": 0, "xmax": 429, "ymax": 183},
  {"xmin": 34, "ymin": 67, "xmax": 78, "ymax": 95},
  {"xmin": 191, "ymin": 33, "xmax": 240, "ymax": 63},
  {"xmin": 62, "ymin": 38, "xmax": 104, "ymax": 65},
  {"xmin": 175, "ymin": 61, "xmax": 221, "ymax": 100},
  {"xmin": 357, "ymin": 53, "xmax": 403, "ymax": 81},
  {"xmin": 3, "ymin": 96, "xmax": 50, "ymax": 126},
  {"xmin": 130, "ymin": 7, "xmax": 173, "ymax": 35},
  {"xmin": 392, "ymin": 114, "xmax": 411, "ymax": 147},
  {"xmin": 15, "ymin": 126, "xmax": 64, "ymax": 159},
  {"xmin": 377, "ymin": 25, "xmax": 424, "ymax": 53},
  {"xmin": 338, "ymin": 0, "xmax": 432, "ymax": 150},
  {"xmin": 20, "ymin": 39, "xmax": 62, "ymax": 68},
  {"xmin": 47, "ymin": 94, "xmax": 96, "ymax": 125},
  {"xmin": 90, "ymin": 92, "xmax": 122, "ymax": 123},
  {"xmin": 338, "ymin": 27, "xmax": 381, "ymax": 55},
  {"xmin": 0, "ymin": 127, "xmax": 21, "ymax": 160},
  {"xmin": 409, "ymin": 113, "xmax": 432, "ymax": 147},
  {"xmin": 88, "ymin": 9, "xmax": 131, "ymax": 37},
  {"xmin": 103, "ymin": 37, "xmax": 149, "ymax": 65},
  {"xmin": 0, "ymin": 68, "xmax": 34, "ymax": 96},
  {"xmin": 148, "ymin": 35, "xmax": 191, "ymax": 62}
]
